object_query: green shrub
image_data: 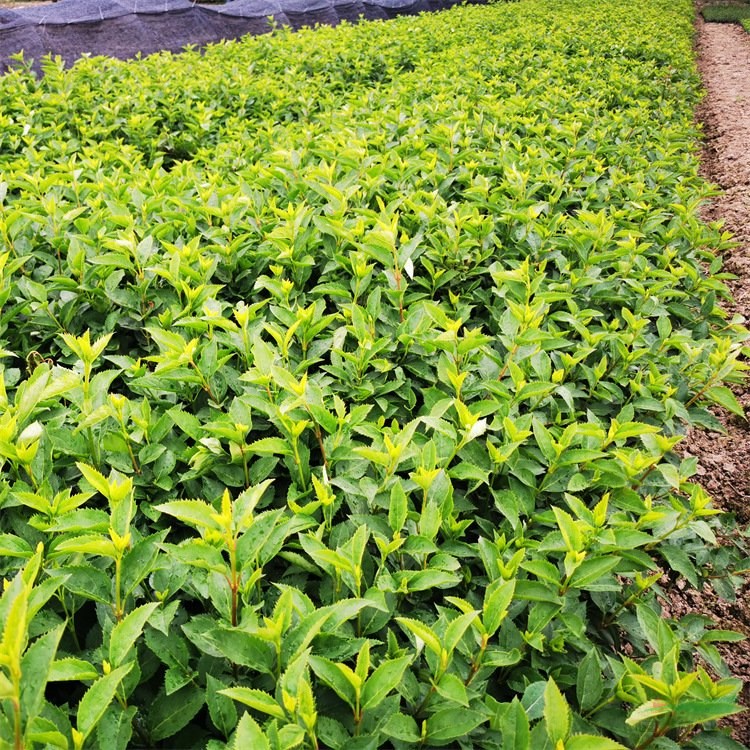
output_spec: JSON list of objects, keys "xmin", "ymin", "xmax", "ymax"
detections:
[{"xmin": 0, "ymin": 0, "xmax": 747, "ymax": 748}]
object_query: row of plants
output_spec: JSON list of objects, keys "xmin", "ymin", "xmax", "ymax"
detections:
[{"xmin": 0, "ymin": 0, "xmax": 748, "ymax": 747}]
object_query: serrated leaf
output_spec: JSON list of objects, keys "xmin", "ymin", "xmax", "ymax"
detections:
[
  {"xmin": 705, "ymin": 386, "xmax": 744, "ymax": 417},
  {"xmin": 568, "ymin": 556, "xmax": 621, "ymax": 589},
  {"xmin": 395, "ymin": 617, "xmax": 442, "ymax": 657},
  {"xmin": 309, "ymin": 656, "xmax": 357, "ymax": 709},
  {"xmin": 425, "ymin": 707, "xmax": 486, "ymax": 742},
  {"xmin": 75, "ymin": 462, "xmax": 112, "ymax": 500},
  {"xmin": 625, "ymin": 699, "xmax": 672, "ymax": 726},
  {"xmin": 484, "ymin": 578, "xmax": 515, "ymax": 636},
  {"xmin": 544, "ymin": 678, "xmax": 570, "ymax": 743},
  {"xmin": 566, "ymin": 735, "xmax": 630, "ymax": 750},
  {"xmin": 361, "ymin": 655, "xmax": 411, "ymax": 710},
  {"xmin": 77, "ymin": 664, "xmax": 133, "ymax": 740},
  {"xmin": 148, "ymin": 684, "xmax": 205, "ymax": 741},
  {"xmin": 670, "ymin": 699, "xmax": 743, "ymax": 727},
  {"xmin": 109, "ymin": 602, "xmax": 160, "ymax": 667},
  {"xmin": 434, "ymin": 672, "xmax": 469, "ymax": 707},
  {"xmin": 154, "ymin": 499, "xmax": 222, "ymax": 532},
  {"xmin": 233, "ymin": 713, "xmax": 270, "ymax": 750},
  {"xmin": 501, "ymin": 697, "xmax": 530, "ymax": 750},
  {"xmin": 382, "ymin": 712, "xmax": 420, "ymax": 742},
  {"xmin": 0, "ymin": 534, "xmax": 33, "ymax": 558},
  {"xmin": 206, "ymin": 675, "xmax": 238, "ymax": 739},
  {"xmin": 388, "ymin": 481, "xmax": 408, "ymax": 534},
  {"xmin": 20, "ymin": 624, "xmax": 64, "ymax": 719},
  {"xmin": 48, "ymin": 657, "xmax": 99, "ymax": 682},
  {"xmin": 219, "ymin": 687, "xmax": 286, "ymax": 720},
  {"xmin": 247, "ymin": 437, "xmax": 292, "ymax": 456},
  {"xmin": 96, "ymin": 705, "xmax": 136, "ymax": 750},
  {"xmin": 576, "ymin": 650, "xmax": 603, "ymax": 713}
]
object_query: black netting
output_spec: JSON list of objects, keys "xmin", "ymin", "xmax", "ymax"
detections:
[
  {"xmin": 200, "ymin": 0, "xmax": 290, "ymax": 37},
  {"xmin": 17, "ymin": 0, "xmax": 130, "ymax": 24},
  {"xmin": 371, "ymin": 0, "xmax": 428, "ymax": 17},
  {"xmin": 278, "ymin": 0, "xmax": 340, "ymax": 29},
  {"xmin": 1, "ymin": 0, "xmax": 471, "ymax": 74},
  {"xmin": 127, "ymin": 7, "xmax": 226, "ymax": 53},
  {"xmin": 38, "ymin": 16, "xmax": 160, "ymax": 65},
  {"xmin": 0, "ymin": 8, "xmax": 24, "ymax": 26},
  {"xmin": 0, "ymin": 25, "xmax": 45, "ymax": 72},
  {"xmin": 113, "ymin": 0, "xmax": 194, "ymax": 13},
  {"xmin": 424, "ymin": 0, "xmax": 457, "ymax": 10},
  {"xmin": 332, "ymin": 0, "xmax": 368, "ymax": 23}
]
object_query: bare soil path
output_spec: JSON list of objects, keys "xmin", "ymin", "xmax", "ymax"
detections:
[{"xmin": 674, "ymin": 15, "xmax": 750, "ymax": 746}]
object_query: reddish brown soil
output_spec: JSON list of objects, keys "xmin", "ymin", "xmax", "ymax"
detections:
[{"xmin": 671, "ymin": 15, "xmax": 750, "ymax": 746}]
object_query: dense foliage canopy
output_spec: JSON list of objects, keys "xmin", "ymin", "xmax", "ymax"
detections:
[{"xmin": 0, "ymin": 0, "xmax": 747, "ymax": 747}]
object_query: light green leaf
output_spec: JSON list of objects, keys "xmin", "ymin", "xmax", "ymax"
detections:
[
  {"xmin": 425, "ymin": 707, "xmax": 486, "ymax": 743},
  {"xmin": 625, "ymin": 699, "xmax": 672, "ymax": 726},
  {"xmin": 77, "ymin": 664, "xmax": 133, "ymax": 740},
  {"xmin": 233, "ymin": 713, "xmax": 270, "ymax": 750},
  {"xmin": 109, "ymin": 602, "xmax": 160, "ymax": 667},
  {"xmin": 544, "ymin": 678, "xmax": 570, "ymax": 743},
  {"xmin": 361, "ymin": 655, "xmax": 412, "ymax": 710},
  {"xmin": 501, "ymin": 697, "xmax": 530, "ymax": 750},
  {"xmin": 396, "ymin": 617, "xmax": 442, "ymax": 657},
  {"xmin": 219, "ymin": 687, "xmax": 286, "ymax": 720},
  {"xmin": 154, "ymin": 499, "xmax": 222, "ymax": 532}
]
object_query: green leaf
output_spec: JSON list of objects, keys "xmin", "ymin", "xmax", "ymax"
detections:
[
  {"xmin": 425, "ymin": 708, "xmax": 486, "ymax": 743},
  {"xmin": 75, "ymin": 462, "xmax": 112, "ymax": 500},
  {"xmin": 484, "ymin": 578, "xmax": 515, "ymax": 636},
  {"xmin": 20, "ymin": 624, "xmax": 64, "ymax": 719},
  {"xmin": 388, "ymin": 480, "xmax": 408, "ymax": 535},
  {"xmin": 395, "ymin": 617, "xmax": 442, "ymax": 657},
  {"xmin": 219, "ymin": 687, "xmax": 286, "ymax": 720},
  {"xmin": 444, "ymin": 609, "xmax": 480, "ymax": 653},
  {"xmin": 247, "ymin": 437, "xmax": 293, "ymax": 456},
  {"xmin": 544, "ymin": 678, "xmax": 570, "ymax": 743},
  {"xmin": 154, "ymin": 499, "xmax": 222, "ymax": 532},
  {"xmin": 96, "ymin": 705, "xmax": 136, "ymax": 750},
  {"xmin": 434, "ymin": 672, "xmax": 469, "ymax": 707},
  {"xmin": 566, "ymin": 735, "xmax": 630, "ymax": 750},
  {"xmin": 576, "ymin": 650, "xmax": 603, "ymax": 713},
  {"xmin": 212, "ymin": 627, "xmax": 276, "ymax": 674},
  {"xmin": 309, "ymin": 656, "xmax": 357, "ymax": 709},
  {"xmin": 233, "ymin": 713, "xmax": 271, "ymax": 750},
  {"xmin": 361, "ymin": 655, "xmax": 412, "ymax": 710},
  {"xmin": 77, "ymin": 664, "xmax": 133, "ymax": 740},
  {"xmin": 625, "ymin": 699, "xmax": 672, "ymax": 726},
  {"xmin": 109, "ymin": 602, "xmax": 160, "ymax": 667},
  {"xmin": 568, "ymin": 556, "xmax": 620, "ymax": 589},
  {"xmin": 48, "ymin": 657, "xmax": 99, "ymax": 682},
  {"xmin": 206, "ymin": 675, "xmax": 238, "ymax": 740},
  {"xmin": 381, "ymin": 713, "xmax": 421, "ymax": 743},
  {"xmin": 705, "ymin": 386, "xmax": 744, "ymax": 417},
  {"xmin": 670, "ymin": 700, "xmax": 743, "ymax": 727},
  {"xmin": 148, "ymin": 684, "xmax": 205, "ymax": 742},
  {"xmin": 658, "ymin": 544, "xmax": 698, "ymax": 587},
  {"xmin": 0, "ymin": 534, "xmax": 33, "ymax": 558},
  {"xmin": 52, "ymin": 534, "xmax": 118, "ymax": 559},
  {"xmin": 501, "ymin": 698, "xmax": 530, "ymax": 750}
]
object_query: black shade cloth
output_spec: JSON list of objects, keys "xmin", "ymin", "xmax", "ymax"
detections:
[
  {"xmin": 1, "ymin": 0, "xmax": 456, "ymax": 73},
  {"xmin": 200, "ymin": 0, "xmax": 290, "ymax": 37},
  {"xmin": 278, "ymin": 0, "xmax": 340, "ymax": 29}
]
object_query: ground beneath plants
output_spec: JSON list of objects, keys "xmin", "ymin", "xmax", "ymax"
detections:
[{"xmin": 667, "ymin": 14, "xmax": 750, "ymax": 746}]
